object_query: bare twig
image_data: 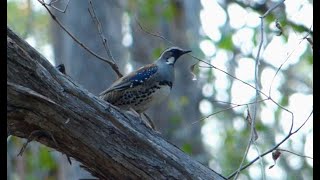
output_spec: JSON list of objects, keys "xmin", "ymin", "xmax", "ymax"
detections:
[
  {"xmin": 190, "ymin": 55, "xmax": 270, "ymax": 99},
  {"xmin": 16, "ymin": 127, "xmax": 73, "ymax": 165},
  {"xmin": 246, "ymin": 110, "xmax": 258, "ymax": 142},
  {"xmin": 227, "ymin": 110, "xmax": 313, "ymax": 179},
  {"xmin": 292, "ymin": 109, "xmax": 313, "ymax": 133},
  {"xmin": 278, "ymin": 148, "xmax": 313, "ymax": 159},
  {"xmin": 37, "ymin": 0, "xmax": 123, "ymax": 77},
  {"xmin": 41, "ymin": 0, "xmax": 71, "ymax": 13},
  {"xmin": 268, "ymin": 29, "xmax": 312, "ymax": 98},
  {"xmin": 17, "ymin": 130, "xmax": 57, "ymax": 156},
  {"xmin": 260, "ymin": 0, "xmax": 286, "ymax": 18},
  {"xmin": 87, "ymin": 0, "xmax": 120, "ymax": 73},
  {"xmin": 135, "ymin": 18, "xmax": 175, "ymax": 46},
  {"xmin": 253, "ymin": 142, "xmax": 265, "ymax": 179},
  {"xmin": 301, "ymin": 25, "xmax": 313, "ymax": 49},
  {"xmin": 233, "ymin": 1, "xmax": 287, "ymax": 178},
  {"xmin": 191, "ymin": 98, "xmax": 269, "ymax": 125}
]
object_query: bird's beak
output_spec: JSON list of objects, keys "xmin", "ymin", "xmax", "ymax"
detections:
[{"xmin": 182, "ymin": 50, "xmax": 192, "ymax": 54}]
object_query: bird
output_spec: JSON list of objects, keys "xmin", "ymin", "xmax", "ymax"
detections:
[{"xmin": 99, "ymin": 47, "xmax": 191, "ymax": 117}]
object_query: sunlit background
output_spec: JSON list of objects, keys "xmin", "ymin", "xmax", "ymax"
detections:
[{"xmin": 8, "ymin": 0, "xmax": 313, "ymax": 179}]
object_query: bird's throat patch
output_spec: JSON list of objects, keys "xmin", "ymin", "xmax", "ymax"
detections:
[{"xmin": 166, "ymin": 57, "xmax": 175, "ymax": 65}]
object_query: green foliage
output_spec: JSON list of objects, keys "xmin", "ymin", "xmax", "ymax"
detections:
[
  {"xmin": 39, "ymin": 147, "xmax": 57, "ymax": 171},
  {"xmin": 304, "ymin": 48, "xmax": 313, "ymax": 65},
  {"xmin": 181, "ymin": 143, "xmax": 193, "ymax": 155},
  {"xmin": 179, "ymin": 96, "xmax": 190, "ymax": 106},
  {"xmin": 255, "ymin": 121, "xmax": 268, "ymax": 132},
  {"xmin": 7, "ymin": 1, "xmax": 50, "ymax": 47},
  {"xmin": 206, "ymin": 68, "xmax": 215, "ymax": 83},
  {"xmin": 279, "ymin": 95, "xmax": 289, "ymax": 107},
  {"xmin": 7, "ymin": 2, "xmax": 30, "ymax": 37},
  {"xmin": 139, "ymin": 0, "xmax": 159, "ymax": 23},
  {"xmin": 152, "ymin": 47, "xmax": 163, "ymax": 60},
  {"xmin": 163, "ymin": 2, "xmax": 177, "ymax": 20},
  {"xmin": 135, "ymin": 0, "xmax": 176, "ymax": 29},
  {"xmin": 218, "ymin": 35, "xmax": 233, "ymax": 50},
  {"xmin": 223, "ymin": 128, "xmax": 247, "ymax": 175},
  {"xmin": 169, "ymin": 114, "xmax": 182, "ymax": 125}
]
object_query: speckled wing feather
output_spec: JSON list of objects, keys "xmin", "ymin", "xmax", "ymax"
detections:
[{"xmin": 99, "ymin": 64, "xmax": 158, "ymax": 100}]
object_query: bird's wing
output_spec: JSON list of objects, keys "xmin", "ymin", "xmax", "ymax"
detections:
[{"xmin": 99, "ymin": 64, "xmax": 158, "ymax": 95}]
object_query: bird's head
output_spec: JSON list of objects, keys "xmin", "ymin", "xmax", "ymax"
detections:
[{"xmin": 157, "ymin": 47, "xmax": 192, "ymax": 66}]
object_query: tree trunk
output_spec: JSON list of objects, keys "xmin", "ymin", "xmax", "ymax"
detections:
[{"xmin": 7, "ymin": 27, "xmax": 225, "ymax": 180}]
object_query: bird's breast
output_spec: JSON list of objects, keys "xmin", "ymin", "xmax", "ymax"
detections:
[
  {"xmin": 105, "ymin": 81, "xmax": 172, "ymax": 113},
  {"xmin": 150, "ymin": 83, "xmax": 171, "ymax": 104},
  {"xmin": 130, "ymin": 82, "xmax": 171, "ymax": 113}
]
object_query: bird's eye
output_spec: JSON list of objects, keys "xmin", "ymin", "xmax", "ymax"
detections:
[{"xmin": 164, "ymin": 52, "xmax": 173, "ymax": 59}]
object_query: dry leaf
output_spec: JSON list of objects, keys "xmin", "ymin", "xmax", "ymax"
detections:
[
  {"xmin": 269, "ymin": 149, "xmax": 281, "ymax": 169},
  {"xmin": 272, "ymin": 149, "xmax": 281, "ymax": 161},
  {"xmin": 190, "ymin": 63, "xmax": 198, "ymax": 81}
]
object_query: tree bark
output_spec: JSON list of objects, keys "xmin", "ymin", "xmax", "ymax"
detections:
[{"xmin": 7, "ymin": 27, "xmax": 225, "ymax": 179}]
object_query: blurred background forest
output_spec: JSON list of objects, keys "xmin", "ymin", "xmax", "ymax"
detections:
[{"xmin": 7, "ymin": 0, "xmax": 313, "ymax": 179}]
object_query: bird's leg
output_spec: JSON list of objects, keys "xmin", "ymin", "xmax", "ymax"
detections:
[
  {"xmin": 142, "ymin": 113, "xmax": 156, "ymax": 130},
  {"xmin": 128, "ymin": 107, "xmax": 140, "ymax": 117},
  {"xmin": 128, "ymin": 108, "xmax": 153, "ymax": 129}
]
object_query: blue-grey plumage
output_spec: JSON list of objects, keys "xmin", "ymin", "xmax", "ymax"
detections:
[{"xmin": 99, "ymin": 47, "xmax": 191, "ymax": 113}]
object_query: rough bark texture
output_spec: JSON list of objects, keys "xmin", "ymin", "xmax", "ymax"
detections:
[{"xmin": 7, "ymin": 27, "xmax": 225, "ymax": 179}]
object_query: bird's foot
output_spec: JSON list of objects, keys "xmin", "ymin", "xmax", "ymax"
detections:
[
  {"xmin": 128, "ymin": 108, "xmax": 154, "ymax": 130},
  {"xmin": 128, "ymin": 107, "xmax": 140, "ymax": 117},
  {"xmin": 142, "ymin": 113, "xmax": 157, "ymax": 131}
]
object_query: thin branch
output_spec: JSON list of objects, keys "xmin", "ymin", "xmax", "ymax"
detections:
[
  {"xmin": 135, "ymin": 18, "xmax": 175, "ymax": 46},
  {"xmin": 227, "ymin": 110, "xmax": 313, "ymax": 179},
  {"xmin": 269, "ymin": 98, "xmax": 295, "ymax": 133},
  {"xmin": 232, "ymin": 1, "xmax": 292, "ymax": 178},
  {"xmin": 253, "ymin": 142, "xmax": 265, "ymax": 179},
  {"xmin": 233, "ymin": 0, "xmax": 293, "ymax": 176},
  {"xmin": 268, "ymin": 29, "xmax": 312, "ymax": 98},
  {"xmin": 87, "ymin": 0, "xmax": 120, "ymax": 76},
  {"xmin": 253, "ymin": 17, "xmax": 265, "ymax": 180},
  {"xmin": 190, "ymin": 55, "xmax": 270, "ymax": 99},
  {"xmin": 41, "ymin": 0, "xmax": 71, "ymax": 13},
  {"xmin": 37, "ymin": 0, "xmax": 123, "ymax": 77},
  {"xmin": 234, "ymin": 17, "xmax": 265, "ymax": 180},
  {"xmin": 191, "ymin": 98, "xmax": 268, "ymax": 125},
  {"xmin": 260, "ymin": 0, "xmax": 286, "ymax": 18},
  {"xmin": 292, "ymin": 109, "xmax": 313, "ymax": 134},
  {"xmin": 278, "ymin": 148, "xmax": 313, "ymax": 159},
  {"xmin": 17, "ymin": 130, "xmax": 58, "ymax": 156},
  {"xmin": 301, "ymin": 25, "xmax": 313, "ymax": 49}
]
